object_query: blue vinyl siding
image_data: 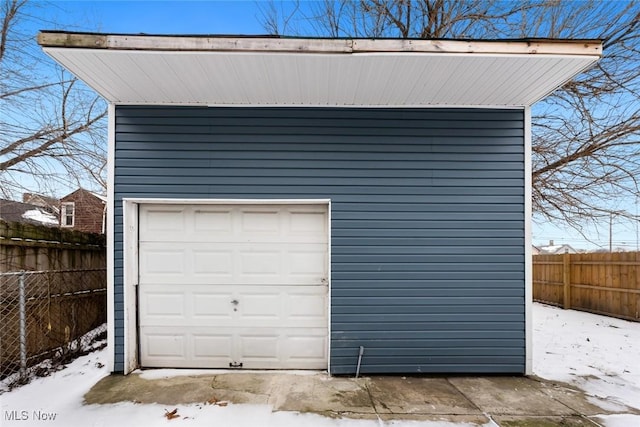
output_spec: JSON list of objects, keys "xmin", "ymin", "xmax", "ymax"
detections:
[{"xmin": 113, "ymin": 106, "xmax": 525, "ymax": 374}]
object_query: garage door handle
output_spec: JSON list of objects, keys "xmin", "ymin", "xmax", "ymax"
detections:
[{"xmin": 231, "ymin": 299, "xmax": 239, "ymax": 305}]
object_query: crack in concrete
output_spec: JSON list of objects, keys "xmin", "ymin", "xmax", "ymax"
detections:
[
  {"xmin": 360, "ymin": 380, "xmax": 387, "ymax": 426},
  {"xmin": 582, "ymin": 415, "xmax": 606, "ymax": 427},
  {"xmin": 445, "ymin": 378, "xmax": 485, "ymax": 415},
  {"xmin": 528, "ymin": 376, "xmax": 584, "ymax": 415}
]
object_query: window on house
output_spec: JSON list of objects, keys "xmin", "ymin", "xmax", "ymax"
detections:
[{"xmin": 61, "ymin": 202, "xmax": 75, "ymax": 227}]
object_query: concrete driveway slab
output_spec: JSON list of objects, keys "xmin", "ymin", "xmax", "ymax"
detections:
[
  {"xmin": 367, "ymin": 377, "xmax": 481, "ymax": 415},
  {"xmin": 84, "ymin": 374, "xmax": 222, "ymax": 405},
  {"xmin": 83, "ymin": 371, "xmax": 637, "ymax": 425},
  {"xmin": 268, "ymin": 375, "xmax": 375, "ymax": 415},
  {"xmin": 447, "ymin": 377, "xmax": 575, "ymax": 416}
]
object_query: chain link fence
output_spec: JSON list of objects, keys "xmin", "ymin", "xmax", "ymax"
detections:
[{"xmin": 0, "ymin": 269, "xmax": 107, "ymax": 389}]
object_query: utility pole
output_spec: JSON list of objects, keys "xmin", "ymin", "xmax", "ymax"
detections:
[
  {"xmin": 634, "ymin": 194, "xmax": 640, "ymax": 252},
  {"xmin": 609, "ymin": 212, "xmax": 613, "ymax": 253}
]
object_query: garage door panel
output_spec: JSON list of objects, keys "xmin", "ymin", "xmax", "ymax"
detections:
[
  {"xmin": 238, "ymin": 329, "xmax": 328, "ymax": 369},
  {"xmin": 289, "ymin": 293, "xmax": 328, "ymax": 320},
  {"xmin": 283, "ymin": 334, "xmax": 328, "ymax": 363},
  {"xmin": 193, "ymin": 292, "xmax": 235, "ymax": 319},
  {"xmin": 140, "ymin": 206, "xmax": 188, "ymax": 241},
  {"xmin": 140, "ymin": 291, "xmax": 186, "ymax": 319},
  {"xmin": 140, "ymin": 248, "xmax": 186, "ymax": 275},
  {"xmin": 239, "ymin": 251, "xmax": 280, "ymax": 275},
  {"xmin": 193, "ymin": 334, "xmax": 233, "ymax": 359},
  {"xmin": 239, "ymin": 335, "xmax": 280, "ymax": 360},
  {"xmin": 236, "ymin": 285, "xmax": 327, "ymax": 328},
  {"xmin": 141, "ymin": 207, "xmax": 186, "ymax": 233},
  {"xmin": 140, "ymin": 285, "xmax": 327, "ymax": 328},
  {"xmin": 139, "ymin": 203, "xmax": 328, "ymax": 369},
  {"xmin": 289, "ymin": 250, "xmax": 327, "ymax": 276},
  {"xmin": 140, "ymin": 243, "xmax": 326, "ymax": 285},
  {"xmin": 193, "ymin": 209, "xmax": 233, "ymax": 233},
  {"xmin": 142, "ymin": 331, "xmax": 186, "ymax": 358},
  {"xmin": 140, "ymin": 286, "xmax": 234, "ymax": 326},
  {"xmin": 141, "ymin": 327, "xmax": 234, "ymax": 368},
  {"xmin": 289, "ymin": 210, "xmax": 327, "ymax": 235},
  {"xmin": 241, "ymin": 210, "xmax": 280, "ymax": 233},
  {"xmin": 193, "ymin": 250, "xmax": 233, "ymax": 275},
  {"xmin": 239, "ymin": 293, "xmax": 281, "ymax": 320},
  {"xmin": 140, "ymin": 204, "xmax": 328, "ymax": 243}
]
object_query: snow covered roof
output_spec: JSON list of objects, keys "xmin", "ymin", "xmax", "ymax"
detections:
[
  {"xmin": 38, "ymin": 32, "xmax": 602, "ymax": 107},
  {"xmin": 0, "ymin": 199, "xmax": 59, "ymax": 227},
  {"xmin": 21, "ymin": 209, "xmax": 58, "ymax": 226},
  {"xmin": 538, "ymin": 243, "xmax": 578, "ymax": 254}
]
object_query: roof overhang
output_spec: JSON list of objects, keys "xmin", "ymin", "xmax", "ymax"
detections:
[{"xmin": 38, "ymin": 32, "xmax": 602, "ymax": 107}]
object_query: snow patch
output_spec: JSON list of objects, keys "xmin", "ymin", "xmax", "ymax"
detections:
[
  {"xmin": 22, "ymin": 208, "xmax": 58, "ymax": 225},
  {"xmin": 533, "ymin": 303, "xmax": 640, "ymax": 410},
  {"xmin": 594, "ymin": 414, "xmax": 640, "ymax": 427}
]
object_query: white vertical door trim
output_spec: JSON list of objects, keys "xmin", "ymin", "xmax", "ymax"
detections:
[
  {"xmin": 326, "ymin": 200, "xmax": 332, "ymax": 374},
  {"xmin": 524, "ymin": 106, "xmax": 533, "ymax": 375},
  {"xmin": 122, "ymin": 200, "xmax": 139, "ymax": 374}
]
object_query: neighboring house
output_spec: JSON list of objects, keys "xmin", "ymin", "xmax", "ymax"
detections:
[
  {"xmin": 39, "ymin": 32, "xmax": 602, "ymax": 376},
  {"xmin": 0, "ymin": 199, "xmax": 59, "ymax": 227},
  {"xmin": 59, "ymin": 188, "xmax": 106, "ymax": 234},
  {"xmin": 532, "ymin": 245, "xmax": 541, "ymax": 255},
  {"xmin": 22, "ymin": 193, "xmax": 60, "ymax": 215},
  {"xmin": 538, "ymin": 240, "xmax": 579, "ymax": 255}
]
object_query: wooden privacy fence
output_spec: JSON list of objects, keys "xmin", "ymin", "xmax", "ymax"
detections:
[
  {"xmin": 1, "ymin": 220, "xmax": 105, "ymax": 273},
  {"xmin": 533, "ymin": 251, "xmax": 640, "ymax": 321}
]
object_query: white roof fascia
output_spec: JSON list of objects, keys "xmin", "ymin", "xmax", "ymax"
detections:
[{"xmin": 38, "ymin": 33, "xmax": 603, "ymax": 108}]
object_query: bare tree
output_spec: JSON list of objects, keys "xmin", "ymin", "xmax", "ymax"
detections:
[
  {"xmin": 0, "ymin": 0, "xmax": 107, "ymax": 200},
  {"xmin": 260, "ymin": 0, "xmax": 640, "ymax": 227},
  {"xmin": 258, "ymin": 0, "xmax": 301, "ymax": 36}
]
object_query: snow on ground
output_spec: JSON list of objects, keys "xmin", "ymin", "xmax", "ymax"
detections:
[
  {"xmin": 1, "ymin": 303, "xmax": 639, "ymax": 427},
  {"xmin": 0, "ymin": 348, "xmax": 484, "ymax": 427},
  {"xmin": 533, "ymin": 303, "xmax": 640, "ymax": 410}
]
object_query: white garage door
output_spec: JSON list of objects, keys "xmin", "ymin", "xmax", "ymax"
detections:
[{"xmin": 138, "ymin": 203, "xmax": 329, "ymax": 369}]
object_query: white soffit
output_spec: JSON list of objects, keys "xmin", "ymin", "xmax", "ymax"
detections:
[{"xmin": 39, "ymin": 33, "xmax": 602, "ymax": 107}]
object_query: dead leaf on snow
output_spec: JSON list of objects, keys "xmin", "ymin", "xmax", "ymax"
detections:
[
  {"xmin": 206, "ymin": 396, "xmax": 218, "ymax": 405},
  {"xmin": 216, "ymin": 401, "xmax": 229, "ymax": 407},
  {"xmin": 164, "ymin": 408, "xmax": 180, "ymax": 420}
]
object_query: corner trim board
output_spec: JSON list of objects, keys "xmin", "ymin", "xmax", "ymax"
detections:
[
  {"xmin": 524, "ymin": 106, "xmax": 533, "ymax": 375},
  {"xmin": 106, "ymin": 103, "xmax": 115, "ymax": 372}
]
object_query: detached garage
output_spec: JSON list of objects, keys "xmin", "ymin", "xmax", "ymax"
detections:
[{"xmin": 39, "ymin": 33, "xmax": 601, "ymax": 375}]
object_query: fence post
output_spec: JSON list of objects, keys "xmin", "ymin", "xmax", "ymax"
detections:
[
  {"xmin": 563, "ymin": 252, "xmax": 571, "ymax": 309},
  {"xmin": 18, "ymin": 271, "xmax": 27, "ymax": 378}
]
